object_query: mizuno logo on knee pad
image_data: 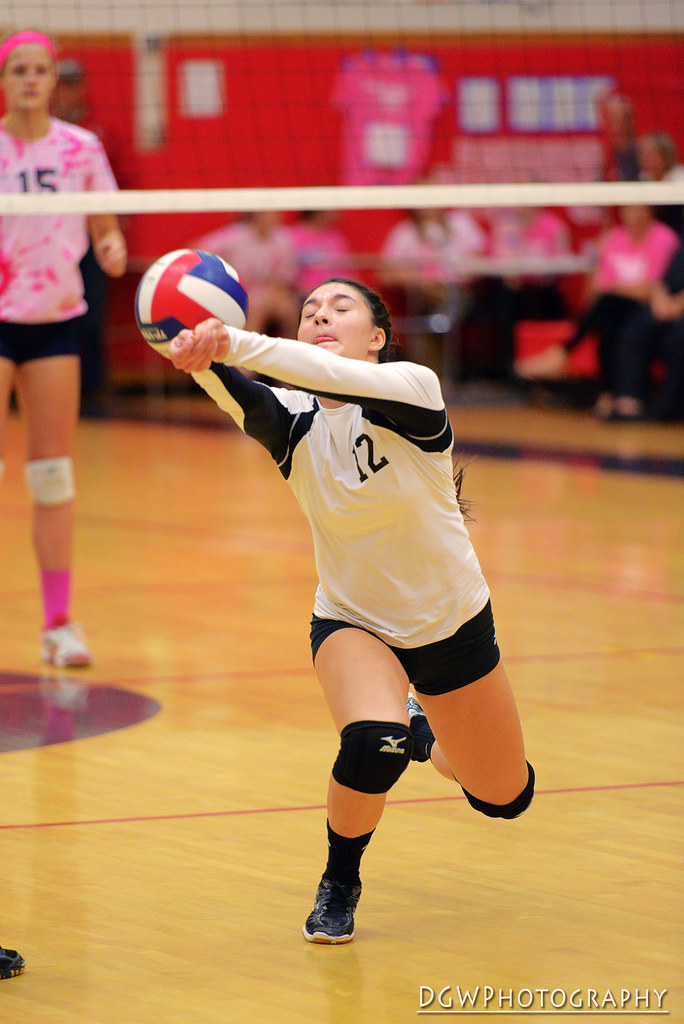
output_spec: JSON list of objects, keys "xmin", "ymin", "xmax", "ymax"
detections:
[{"xmin": 379, "ymin": 735, "xmax": 407, "ymax": 754}]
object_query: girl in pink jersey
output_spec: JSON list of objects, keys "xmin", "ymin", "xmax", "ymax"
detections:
[{"xmin": 0, "ymin": 31, "xmax": 127, "ymax": 671}]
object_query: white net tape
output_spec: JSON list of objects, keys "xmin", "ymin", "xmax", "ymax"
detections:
[{"xmin": 2, "ymin": 180, "xmax": 682, "ymax": 216}]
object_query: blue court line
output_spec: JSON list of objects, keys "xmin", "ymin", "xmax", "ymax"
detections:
[
  {"xmin": 454, "ymin": 440, "xmax": 684, "ymax": 479},
  {"xmin": 83, "ymin": 402, "xmax": 684, "ymax": 478}
]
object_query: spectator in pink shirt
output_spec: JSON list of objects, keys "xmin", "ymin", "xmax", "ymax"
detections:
[
  {"xmin": 0, "ymin": 30, "xmax": 126, "ymax": 674},
  {"xmin": 610, "ymin": 239, "xmax": 684, "ymax": 420},
  {"xmin": 515, "ymin": 205, "xmax": 679, "ymax": 417},
  {"xmin": 487, "ymin": 205, "xmax": 572, "ymax": 377},
  {"xmin": 378, "ymin": 206, "xmax": 486, "ymax": 381}
]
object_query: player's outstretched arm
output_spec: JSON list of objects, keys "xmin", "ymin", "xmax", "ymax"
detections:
[{"xmin": 219, "ymin": 325, "xmax": 445, "ymax": 416}]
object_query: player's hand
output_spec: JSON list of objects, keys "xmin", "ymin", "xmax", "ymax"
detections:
[
  {"xmin": 94, "ymin": 233, "xmax": 127, "ymax": 277},
  {"xmin": 650, "ymin": 288, "xmax": 680, "ymax": 322},
  {"xmin": 168, "ymin": 318, "xmax": 231, "ymax": 372}
]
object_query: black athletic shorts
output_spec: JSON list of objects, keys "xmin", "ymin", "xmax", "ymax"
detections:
[
  {"xmin": 0, "ymin": 319, "xmax": 82, "ymax": 365},
  {"xmin": 309, "ymin": 599, "xmax": 500, "ymax": 696}
]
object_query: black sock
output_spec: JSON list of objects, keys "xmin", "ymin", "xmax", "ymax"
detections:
[{"xmin": 323, "ymin": 820, "xmax": 374, "ymax": 888}]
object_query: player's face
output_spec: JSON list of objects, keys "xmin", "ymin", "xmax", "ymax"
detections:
[
  {"xmin": 1, "ymin": 44, "xmax": 57, "ymax": 114},
  {"xmin": 298, "ymin": 283, "xmax": 386, "ymax": 362}
]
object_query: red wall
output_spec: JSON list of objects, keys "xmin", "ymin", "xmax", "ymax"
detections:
[{"xmin": 126, "ymin": 35, "xmax": 683, "ymax": 260}]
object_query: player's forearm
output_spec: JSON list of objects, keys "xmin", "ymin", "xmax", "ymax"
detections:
[
  {"xmin": 222, "ymin": 326, "xmax": 444, "ymax": 412},
  {"xmin": 89, "ymin": 217, "xmax": 127, "ymax": 277}
]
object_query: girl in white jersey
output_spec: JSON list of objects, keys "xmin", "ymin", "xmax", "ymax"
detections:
[
  {"xmin": 166, "ymin": 277, "xmax": 534, "ymax": 943},
  {"xmin": 0, "ymin": 31, "xmax": 127, "ymax": 669}
]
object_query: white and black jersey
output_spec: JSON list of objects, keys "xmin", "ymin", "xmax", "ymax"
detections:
[{"xmin": 193, "ymin": 328, "xmax": 490, "ymax": 648}]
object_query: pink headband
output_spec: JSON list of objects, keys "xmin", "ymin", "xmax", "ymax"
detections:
[{"xmin": 0, "ymin": 31, "xmax": 57, "ymax": 70}]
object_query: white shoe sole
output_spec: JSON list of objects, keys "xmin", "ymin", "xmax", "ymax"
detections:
[
  {"xmin": 42, "ymin": 643, "xmax": 92, "ymax": 668},
  {"xmin": 302, "ymin": 926, "xmax": 353, "ymax": 944}
]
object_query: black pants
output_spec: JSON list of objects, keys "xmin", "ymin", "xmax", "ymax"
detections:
[
  {"xmin": 615, "ymin": 307, "xmax": 684, "ymax": 420},
  {"xmin": 78, "ymin": 245, "xmax": 108, "ymax": 395},
  {"xmin": 566, "ymin": 293, "xmax": 645, "ymax": 394},
  {"xmin": 494, "ymin": 279, "xmax": 567, "ymax": 376}
]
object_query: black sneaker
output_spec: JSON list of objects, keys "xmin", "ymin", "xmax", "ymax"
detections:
[
  {"xmin": 303, "ymin": 877, "xmax": 362, "ymax": 944},
  {"xmin": 0, "ymin": 947, "xmax": 25, "ymax": 980},
  {"xmin": 407, "ymin": 692, "xmax": 435, "ymax": 762}
]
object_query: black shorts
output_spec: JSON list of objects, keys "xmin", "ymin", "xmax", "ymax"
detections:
[
  {"xmin": 309, "ymin": 599, "xmax": 500, "ymax": 696},
  {"xmin": 0, "ymin": 320, "xmax": 82, "ymax": 365}
]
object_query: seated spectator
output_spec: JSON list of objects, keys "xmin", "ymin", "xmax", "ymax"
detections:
[
  {"xmin": 637, "ymin": 132, "xmax": 684, "ymax": 236},
  {"xmin": 446, "ymin": 207, "xmax": 488, "ymax": 265},
  {"xmin": 515, "ymin": 205, "xmax": 680, "ymax": 417},
  {"xmin": 287, "ymin": 210, "xmax": 352, "ymax": 299},
  {"xmin": 195, "ymin": 211, "xmax": 300, "ymax": 338},
  {"xmin": 610, "ymin": 240, "xmax": 684, "ymax": 421},
  {"xmin": 378, "ymin": 206, "xmax": 485, "ymax": 380},
  {"xmin": 380, "ymin": 206, "xmax": 484, "ymax": 287},
  {"xmin": 487, "ymin": 204, "xmax": 573, "ymax": 376}
]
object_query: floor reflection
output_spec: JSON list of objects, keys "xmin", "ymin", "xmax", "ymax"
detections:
[{"xmin": 0, "ymin": 671, "xmax": 161, "ymax": 751}]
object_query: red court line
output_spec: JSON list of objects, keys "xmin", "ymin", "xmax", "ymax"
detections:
[
  {"xmin": 44, "ymin": 644, "xmax": 682, "ymax": 691},
  {"xmin": 1, "ymin": 779, "xmax": 681, "ymax": 832}
]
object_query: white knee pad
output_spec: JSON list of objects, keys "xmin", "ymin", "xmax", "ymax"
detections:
[{"xmin": 25, "ymin": 457, "xmax": 75, "ymax": 505}]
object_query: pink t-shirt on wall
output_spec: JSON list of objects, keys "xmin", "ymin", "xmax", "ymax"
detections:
[
  {"xmin": 596, "ymin": 221, "xmax": 680, "ymax": 291},
  {"xmin": 0, "ymin": 118, "xmax": 119, "ymax": 323},
  {"xmin": 332, "ymin": 51, "xmax": 446, "ymax": 186}
]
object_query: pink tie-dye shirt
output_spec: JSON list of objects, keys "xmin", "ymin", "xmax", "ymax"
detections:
[{"xmin": 0, "ymin": 118, "xmax": 118, "ymax": 323}]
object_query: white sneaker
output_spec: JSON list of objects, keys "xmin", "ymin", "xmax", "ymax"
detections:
[{"xmin": 42, "ymin": 622, "xmax": 92, "ymax": 668}]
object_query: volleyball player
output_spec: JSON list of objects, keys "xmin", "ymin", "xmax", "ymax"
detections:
[
  {"xmin": 0, "ymin": 31, "xmax": 127, "ymax": 666},
  {"xmin": 165, "ymin": 278, "xmax": 534, "ymax": 943}
]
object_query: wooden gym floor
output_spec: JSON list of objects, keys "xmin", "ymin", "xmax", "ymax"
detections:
[{"xmin": 1, "ymin": 394, "xmax": 682, "ymax": 1023}]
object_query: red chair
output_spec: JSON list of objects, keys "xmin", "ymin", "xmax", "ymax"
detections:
[{"xmin": 514, "ymin": 319, "xmax": 599, "ymax": 378}]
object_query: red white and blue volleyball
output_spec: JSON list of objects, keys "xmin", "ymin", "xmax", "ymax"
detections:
[{"xmin": 135, "ymin": 249, "xmax": 248, "ymax": 352}]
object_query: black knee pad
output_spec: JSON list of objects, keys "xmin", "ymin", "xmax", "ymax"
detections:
[
  {"xmin": 332, "ymin": 720, "xmax": 413, "ymax": 794},
  {"xmin": 462, "ymin": 761, "xmax": 535, "ymax": 819}
]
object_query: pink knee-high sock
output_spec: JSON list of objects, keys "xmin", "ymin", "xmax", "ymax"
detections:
[{"xmin": 41, "ymin": 570, "xmax": 71, "ymax": 630}]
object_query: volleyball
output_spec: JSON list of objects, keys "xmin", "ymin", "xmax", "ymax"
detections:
[{"xmin": 135, "ymin": 249, "xmax": 249, "ymax": 353}]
